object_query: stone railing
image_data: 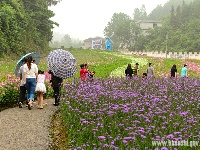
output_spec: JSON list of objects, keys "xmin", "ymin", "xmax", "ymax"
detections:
[{"xmin": 120, "ymin": 50, "xmax": 200, "ymax": 60}]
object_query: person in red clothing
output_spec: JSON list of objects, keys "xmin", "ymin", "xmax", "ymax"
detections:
[
  {"xmin": 80, "ymin": 64, "xmax": 88, "ymax": 81},
  {"xmin": 84, "ymin": 64, "xmax": 95, "ymax": 80}
]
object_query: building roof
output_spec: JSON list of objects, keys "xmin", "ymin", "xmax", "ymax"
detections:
[
  {"xmin": 136, "ymin": 20, "xmax": 161, "ymax": 24},
  {"xmin": 83, "ymin": 37, "xmax": 103, "ymax": 42}
]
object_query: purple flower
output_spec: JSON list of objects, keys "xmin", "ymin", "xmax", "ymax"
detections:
[
  {"xmin": 166, "ymin": 134, "xmax": 174, "ymax": 139},
  {"xmin": 161, "ymin": 147, "xmax": 168, "ymax": 150},
  {"xmin": 123, "ymin": 137, "xmax": 132, "ymax": 140},
  {"xmin": 103, "ymin": 144, "xmax": 109, "ymax": 147},
  {"xmin": 174, "ymin": 132, "xmax": 181, "ymax": 135},
  {"xmin": 108, "ymin": 111, "xmax": 113, "ymax": 115},
  {"xmin": 123, "ymin": 140, "xmax": 128, "ymax": 143},
  {"xmin": 180, "ymin": 111, "xmax": 188, "ymax": 116},
  {"xmin": 98, "ymin": 136, "xmax": 106, "ymax": 139},
  {"xmin": 141, "ymin": 135, "xmax": 146, "ymax": 139},
  {"xmin": 61, "ymin": 77, "xmax": 200, "ymax": 149}
]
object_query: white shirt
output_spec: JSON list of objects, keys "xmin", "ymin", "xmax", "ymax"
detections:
[
  {"xmin": 23, "ymin": 63, "xmax": 38, "ymax": 78},
  {"xmin": 38, "ymin": 74, "xmax": 45, "ymax": 83}
]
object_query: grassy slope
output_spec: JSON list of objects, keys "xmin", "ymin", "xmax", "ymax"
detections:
[{"xmin": 1, "ymin": 49, "xmax": 199, "ymax": 81}]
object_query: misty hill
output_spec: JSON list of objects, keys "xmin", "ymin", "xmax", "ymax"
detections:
[
  {"xmin": 148, "ymin": 0, "xmax": 194, "ymax": 20},
  {"xmin": 51, "ymin": 32, "xmax": 66, "ymax": 42},
  {"xmin": 50, "ymin": 32, "xmax": 83, "ymax": 48}
]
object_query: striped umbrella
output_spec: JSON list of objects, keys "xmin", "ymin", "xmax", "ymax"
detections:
[
  {"xmin": 14, "ymin": 52, "xmax": 40, "ymax": 77},
  {"xmin": 47, "ymin": 49, "xmax": 77, "ymax": 79}
]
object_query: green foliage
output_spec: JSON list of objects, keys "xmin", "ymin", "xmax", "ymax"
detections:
[
  {"xmin": 0, "ymin": 83, "xmax": 19, "ymax": 110},
  {"xmin": 135, "ymin": 0, "xmax": 200, "ymax": 52},
  {"xmin": 104, "ymin": 13, "xmax": 139, "ymax": 49},
  {"xmin": 64, "ymin": 49, "xmax": 132, "ymax": 79},
  {"xmin": 0, "ymin": 0, "xmax": 60, "ymax": 57},
  {"xmin": 133, "ymin": 5, "xmax": 147, "ymax": 20},
  {"xmin": 148, "ymin": 0, "xmax": 194, "ymax": 20},
  {"xmin": 43, "ymin": 82, "xmax": 54, "ymax": 98},
  {"xmin": 0, "ymin": 79, "xmax": 54, "ymax": 111},
  {"xmin": 103, "ymin": 0, "xmax": 199, "ymax": 52}
]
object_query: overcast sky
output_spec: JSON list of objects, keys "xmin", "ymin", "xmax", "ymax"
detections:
[{"xmin": 49, "ymin": 0, "xmax": 168, "ymax": 40}]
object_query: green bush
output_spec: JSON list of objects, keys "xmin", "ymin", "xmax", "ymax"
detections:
[
  {"xmin": 0, "ymin": 84, "xmax": 19, "ymax": 111},
  {"xmin": 0, "ymin": 81, "xmax": 54, "ymax": 111}
]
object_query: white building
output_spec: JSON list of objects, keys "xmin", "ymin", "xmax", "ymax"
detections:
[{"xmin": 136, "ymin": 20, "xmax": 162, "ymax": 35}]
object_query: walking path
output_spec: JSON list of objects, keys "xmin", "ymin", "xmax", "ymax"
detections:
[{"xmin": 0, "ymin": 99, "xmax": 57, "ymax": 150}]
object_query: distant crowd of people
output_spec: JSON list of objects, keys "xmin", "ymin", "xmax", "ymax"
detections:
[{"xmin": 125, "ymin": 62, "xmax": 188, "ymax": 78}]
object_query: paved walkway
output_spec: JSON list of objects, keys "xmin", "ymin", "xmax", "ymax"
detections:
[{"xmin": 0, "ymin": 99, "xmax": 57, "ymax": 150}]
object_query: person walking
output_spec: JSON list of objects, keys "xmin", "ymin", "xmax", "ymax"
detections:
[
  {"xmin": 133, "ymin": 63, "xmax": 139, "ymax": 76},
  {"xmin": 171, "ymin": 64, "xmax": 177, "ymax": 78},
  {"xmin": 181, "ymin": 64, "xmax": 188, "ymax": 78},
  {"xmin": 125, "ymin": 64, "xmax": 133, "ymax": 78},
  {"xmin": 23, "ymin": 56, "xmax": 38, "ymax": 110},
  {"xmin": 147, "ymin": 63, "xmax": 154, "ymax": 78},
  {"xmin": 48, "ymin": 70, "xmax": 63, "ymax": 106},
  {"xmin": 18, "ymin": 58, "xmax": 27, "ymax": 108},
  {"xmin": 35, "ymin": 70, "xmax": 46, "ymax": 109}
]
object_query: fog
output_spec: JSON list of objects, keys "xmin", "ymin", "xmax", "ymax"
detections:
[{"xmin": 49, "ymin": 0, "xmax": 168, "ymax": 40}]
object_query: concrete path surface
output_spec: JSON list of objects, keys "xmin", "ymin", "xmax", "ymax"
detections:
[{"xmin": 0, "ymin": 99, "xmax": 57, "ymax": 150}]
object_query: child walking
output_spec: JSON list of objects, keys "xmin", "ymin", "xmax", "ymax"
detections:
[{"xmin": 35, "ymin": 70, "xmax": 46, "ymax": 109}]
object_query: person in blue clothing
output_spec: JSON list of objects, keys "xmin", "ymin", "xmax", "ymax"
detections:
[{"xmin": 181, "ymin": 64, "xmax": 188, "ymax": 77}]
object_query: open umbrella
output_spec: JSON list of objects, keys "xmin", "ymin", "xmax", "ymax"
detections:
[
  {"xmin": 47, "ymin": 49, "xmax": 77, "ymax": 79},
  {"xmin": 14, "ymin": 52, "xmax": 40, "ymax": 77}
]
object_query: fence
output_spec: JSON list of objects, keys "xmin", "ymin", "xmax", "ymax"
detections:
[{"xmin": 121, "ymin": 50, "xmax": 200, "ymax": 60}]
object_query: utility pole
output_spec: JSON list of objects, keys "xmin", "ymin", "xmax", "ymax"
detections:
[
  {"xmin": 130, "ymin": 22, "xmax": 133, "ymax": 50},
  {"xmin": 166, "ymin": 33, "xmax": 168, "ymax": 58},
  {"xmin": 130, "ymin": 21, "xmax": 136, "ymax": 51}
]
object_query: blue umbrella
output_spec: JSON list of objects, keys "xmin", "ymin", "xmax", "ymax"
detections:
[
  {"xmin": 47, "ymin": 49, "xmax": 77, "ymax": 79},
  {"xmin": 14, "ymin": 52, "xmax": 40, "ymax": 77}
]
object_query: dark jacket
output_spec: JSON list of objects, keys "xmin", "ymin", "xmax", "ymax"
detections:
[
  {"xmin": 49, "ymin": 71, "xmax": 63, "ymax": 87},
  {"xmin": 125, "ymin": 68, "xmax": 133, "ymax": 77}
]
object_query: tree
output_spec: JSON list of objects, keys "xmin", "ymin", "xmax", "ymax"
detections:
[
  {"xmin": 0, "ymin": 0, "xmax": 61, "ymax": 56},
  {"xmin": 104, "ymin": 13, "xmax": 132, "ymax": 49},
  {"xmin": 0, "ymin": 0, "xmax": 27, "ymax": 55},
  {"xmin": 61, "ymin": 34, "xmax": 72, "ymax": 48},
  {"xmin": 148, "ymin": 5, "xmax": 163, "ymax": 20},
  {"xmin": 133, "ymin": 5, "xmax": 147, "ymax": 21},
  {"xmin": 170, "ymin": 5, "xmax": 176, "ymax": 26},
  {"xmin": 46, "ymin": 0, "xmax": 62, "ymax": 6}
]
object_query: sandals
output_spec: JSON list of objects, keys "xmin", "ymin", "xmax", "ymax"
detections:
[
  {"xmin": 28, "ymin": 103, "xmax": 31, "ymax": 110},
  {"xmin": 28, "ymin": 100, "xmax": 33, "ymax": 110},
  {"xmin": 37, "ymin": 106, "xmax": 43, "ymax": 109}
]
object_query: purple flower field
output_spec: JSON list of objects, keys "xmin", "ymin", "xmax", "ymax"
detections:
[{"xmin": 61, "ymin": 77, "xmax": 200, "ymax": 150}]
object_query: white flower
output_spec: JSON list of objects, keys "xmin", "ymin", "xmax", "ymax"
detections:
[{"xmin": 108, "ymin": 53, "xmax": 148, "ymax": 77}]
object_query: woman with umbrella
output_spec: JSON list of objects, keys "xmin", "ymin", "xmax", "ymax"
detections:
[
  {"xmin": 23, "ymin": 56, "xmax": 38, "ymax": 110},
  {"xmin": 47, "ymin": 49, "xmax": 77, "ymax": 105}
]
